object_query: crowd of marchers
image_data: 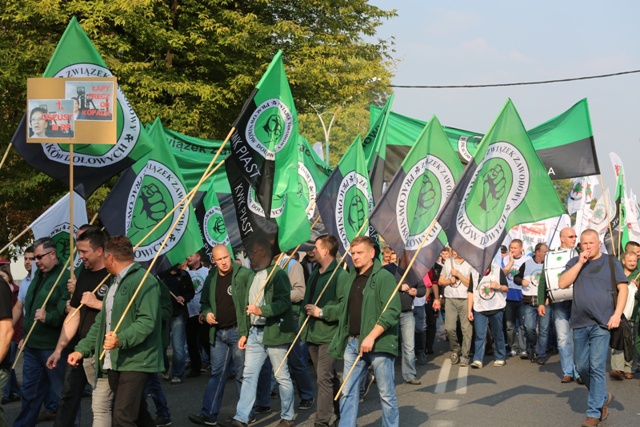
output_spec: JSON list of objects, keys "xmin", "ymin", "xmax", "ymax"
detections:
[{"xmin": 0, "ymin": 226, "xmax": 636, "ymax": 427}]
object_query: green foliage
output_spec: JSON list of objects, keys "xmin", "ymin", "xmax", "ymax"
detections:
[{"xmin": 0, "ymin": 0, "xmax": 396, "ymax": 249}]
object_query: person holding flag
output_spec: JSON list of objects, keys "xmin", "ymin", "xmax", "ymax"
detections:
[{"xmin": 328, "ymin": 236, "xmax": 401, "ymax": 427}]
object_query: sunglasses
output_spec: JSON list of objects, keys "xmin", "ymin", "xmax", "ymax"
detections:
[{"xmin": 34, "ymin": 251, "xmax": 54, "ymax": 260}]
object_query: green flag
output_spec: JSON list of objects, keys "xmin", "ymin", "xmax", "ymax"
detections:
[
  {"xmin": 13, "ymin": 17, "xmax": 153, "ymax": 198},
  {"xmin": 297, "ymin": 135, "xmax": 333, "ymax": 219},
  {"xmin": 370, "ymin": 116, "xmax": 464, "ymax": 284},
  {"xmin": 317, "ymin": 135, "xmax": 375, "ymax": 261},
  {"xmin": 437, "ymin": 99, "xmax": 566, "ymax": 274},
  {"xmin": 363, "ymin": 95, "xmax": 394, "ymax": 203},
  {"xmin": 98, "ymin": 118, "xmax": 204, "ymax": 273}
]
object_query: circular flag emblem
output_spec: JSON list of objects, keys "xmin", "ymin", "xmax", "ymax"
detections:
[
  {"xmin": 203, "ymin": 206, "xmax": 230, "ymax": 248},
  {"xmin": 457, "ymin": 142, "xmax": 530, "ymax": 249},
  {"xmin": 396, "ymin": 155, "xmax": 455, "ymax": 250},
  {"xmin": 247, "ymin": 187, "xmax": 285, "ymax": 219},
  {"xmin": 335, "ymin": 171, "xmax": 372, "ymax": 251},
  {"xmin": 125, "ymin": 160, "xmax": 189, "ymax": 261},
  {"xmin": 50, "ymin": 222, "xmax": 82, "ymax": 268},
  {"xmin": 298, "ymin": 162, "xmax": 316, "ymax": 219},
  {"xmin": 245, "ymin": 99, "xmax": 294, "ymax": 160}
]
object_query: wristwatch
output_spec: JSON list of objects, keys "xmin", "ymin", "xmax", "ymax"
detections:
[{"xmin": 318, "ymin": 309, "xmax": 324, "ymax": 319}]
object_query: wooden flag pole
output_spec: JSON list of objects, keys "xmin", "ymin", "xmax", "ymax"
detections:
[
  {"xmin": 69, "ymin": 144, "xmax": 75, "ymax": 282},
  {"xmin": 0, "ymin": 226, "xmax": 32, "ymax": 255},
  {"xmin": 0, "ymin": 143, "xmax": 11, "ymax": 172},
  {"xmin": 100, "ymin": 129, "xmax": 233, "ymax": 360},
  {"xmin": 335, "ymin": 217, "xmax": 440, "ymax": 400},
  {"xmin": 13, "ymin": 255, "xmax": 72, "ymax": 370},
  {"xmin": 274, "ymin": 218, "xmax": 369, "ymax": 376},
  {"xmin": 64, "ymin": 273, "xmax": 110, "ymax": 324}
]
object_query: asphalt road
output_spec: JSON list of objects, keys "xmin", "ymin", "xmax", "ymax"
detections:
[{"xmin": 4, "ymin": 319, "xmax": 640, "ymax": 426}]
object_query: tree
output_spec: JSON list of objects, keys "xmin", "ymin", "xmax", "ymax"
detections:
[{"xmin": 0, "ymin": 0, "xmax": 396, "ymax": 253}]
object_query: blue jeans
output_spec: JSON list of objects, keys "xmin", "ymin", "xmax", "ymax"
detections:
[
  {"xmin": 14, "ymin": 347, "xmax": 66, "ymax": 427},
  {"xmin": 339, "ymin": 337, "xmax": 398, "ymax": 427},
  {"xmin": 234, "ymin": 327, "xmax": 294, "ymax": 423},
  {"xmin": 399, "ymin": 311, "xmax": 417, "ymax": 381},
  {"xmin": 472, "ymin": 310, "xmax": 506, "ymax": 362},
  {"xmin": 144, "ymin": 374, "xmax": 170, "ymax": 420},
  {"xmin": 573, "ymin": 325, "xmax": 610, "ymax": 419},
  {"xmin": 201, "ymin": 326, "xmax": 245, "ymax": 420},
  {"xmin": 522, "ymin": 303, "xmax": 550, "ymax": 358},
  {"xmin": 170, "ymin": 314, "xmax": 187, "ymax": 379},
  {"xmin": 505, "ymin": 300, "xmax": 526, "ymax": 353},
  {"xmin": 286, "ymin": 315, "xmax": 314, "ymax": 401},
  {"xmin": 552, "ymin": 301, "xmax": 578, "ymax": 377},
  {"xmin": 413, "ymin": 305, "xmax": 426, "ymax": 356},
  {"xmin": 3, "ymin": 342, "xmax": 20, "ymax": 399}
]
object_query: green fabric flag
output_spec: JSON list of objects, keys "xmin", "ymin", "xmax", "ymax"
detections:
[
  {"xmin": 317, "ymin": 135, "xmax": 375, "ymax": 262},
  {"xmin": 228, "ymin": 50, "xmax": 299, "ymax": 217},
  {"xmin": 370, "ymin": 98, "xmax": 599, "ymax": 180},
  {"xmin": 437, "ymin": 99, "xmax": 566, "ymax": 274},
  {"xmin": 98, "ymin": 118, "xmax": 204, "ymax": 273},
  {"xmin": 13, "ymin": 16, "xmax": 154, "ymax": 198},
  {"xmin": 370, "ymin": 116, "xmax": 464, "ymax": 284},
  {"xmin": 363, "ymin": 95, "xmax": 394, "ymax": 203},
  {"xmin": 298, "ymin": 135, "xmax": 333, "ymax": 219}
]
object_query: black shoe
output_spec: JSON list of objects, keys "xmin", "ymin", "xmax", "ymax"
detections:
[
  {"xmin": 298, "ymin": 399, "xmax": 313, "ymax": 410},
  {"xmin": 188, "ymin": 413, "xmax": 217, "ymax": 426},
  {"xmin": 229, "ymin": 420, "xmax": 248, "ymax": 427},
  {"xmin": 270, "ymin": 391, "xmax": 279, "ymax": 399},
  {"xmin": 155, "ymin": 416, "xmax": 173, "ymax": 426},
  {"xmin": 254, "ymin": 406, "xmax": 271, "ymax": 413}
]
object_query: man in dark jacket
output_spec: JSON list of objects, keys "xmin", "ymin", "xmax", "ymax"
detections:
[{"xmin": 329, "ymin": 236, "xmax": 401, "ymax": 427}]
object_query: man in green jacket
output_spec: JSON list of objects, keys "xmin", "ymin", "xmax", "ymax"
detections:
[
  {"xmin": 68, "ymin": 235, "xmax": 163, "ymax": 427},
  {"xmin": 14, "ymin": 237, "xmax": 70, "ymax": 427},
  {"xmin": 303, "ymin": 234, "xmax": 349, "ymax": 427},
  {"xmin": 189, "ymin": 244, "xmax": 254, "ymax": 426},
  {"xmin": 230, "ymin": 239, "xmax": 296, "ymax": 427},
  {"xmin": 328, "ymin": 236, "xmax": 401, "ymax": 427}
]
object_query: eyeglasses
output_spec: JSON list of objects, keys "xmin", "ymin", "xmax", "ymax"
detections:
[{"xmin": 34, "ymin": 251, "xmax": 54, "ymax": 260}]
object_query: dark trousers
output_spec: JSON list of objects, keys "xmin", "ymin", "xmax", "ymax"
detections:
[
  {"xmin": 107, "ymin": 370, "xmax": 154, "ymax": 427},
  {"xmin": 53, "ymin": 363, "xmax": 87, "ymax": 427},
  {"xmin": 186, "ymin": 315, "xmax": 203, "ymax": 374},
  {"xmin": 308, "ymin": 343, "xmax": 340, "ymax": 426}
]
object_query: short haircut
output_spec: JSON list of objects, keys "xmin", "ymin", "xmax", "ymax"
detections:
[
  {"xmin": 534, "ymin": 242, "xmax": 548, "ymax": 253},
  {"xmin": 316, "ymin": 234, "xmax": 339, "ymax": 257},
  {"xmin": 105, "ymin": 235, "xmax": 134, "ymax": 262},
  {"xmin": 510, "ymin": 239, "xmax": 523, "ymax": 248},
  {"xmin": 30, "ymin": 107, "xmax": 47, "ymax": 121},
  {"xmin": 351, "ymin": 235, "xmax": 375, "ymax": 250},
  {"xmin": 34, "ymin": 237, "xmax": 56, "ymax": 253},
  {"xmin": 382, "ymin": 246, "xmax": 394, "ymax": 255},
  {"xmin": 581, "ymin": 229, "xmax": 599, "ymax": 240},
  {"xmin": 624, "ymin": 241, "xmax": 640, "ymax": 251},
  {"xmin": 77, "ymin": 226, "xmax": 108, "ymax": 251},
  {"xmin": 24, "ymin": 245, "xmax": 34, "ymax": 254},
  {"xmin": 622, "ymin": 250, "xmax": 638, "ymax": 260}
]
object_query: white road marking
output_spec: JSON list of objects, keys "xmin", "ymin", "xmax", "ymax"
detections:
[
  {"xmin": 455, "ymin": 366, "xmax": 468, "ymax": 394},
  {"xmin": 434, "ymin": 358, "xmax": 452, "ymax": 394}
]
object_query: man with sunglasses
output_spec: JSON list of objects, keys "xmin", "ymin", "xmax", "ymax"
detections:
[
  {"xmin": 14, "ymin": 238, "xmax": 70, "ymax": 427},
  {"xmin": 537, "ymin": 228, "xmax": 581, "ymax": 384}
]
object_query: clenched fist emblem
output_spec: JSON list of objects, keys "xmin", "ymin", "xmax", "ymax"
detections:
[
  {"xmin": 416, "ymin": 174, "xmax": 436, "ymax": 218},
  {"xmin": 212, "ymin": 216, "xmax": 227, "ymax": 236},
  {"xmin": 348, "ymin": 194, "xmax": 366, "ymax": 232},
  {"xmin": 479, "ymin": 164, "xmax": 506, "ymax": 211},
  {"xmin": 262, "ymin": 114, "xmax": 283, "ymax": 140},
  {"xmin": 133, "ymin": 183, "xmax": 168, "ymax": 232}
]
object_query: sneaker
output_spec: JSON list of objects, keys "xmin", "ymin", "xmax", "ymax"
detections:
[
  {"xmin": 155, "ymin": 416, "xmax": 173, "ymax": 426},
  {"xmin": 254, "ymin": 406, "xmax": 271, "ymax": 413},
  {"xmin": 599, "ymin": 392, "xmax": 612, "ymax": 421},
  {"xmin": 507, "ymin": 350, "xmax": 517, "ymax": 358},
  {"xmin": 450, "ymin": 353, "xmax": 460, "ymax": 365},
  {"xmin": 188, "ymin": 413, "xmax": 217, "ymax": 426},
  {"xmin": 277, "ymin": 419, "xmax": 295, "ymax": 427},
  {"xmin": 170, "ymin": 377, "xmax": 183, "ymax": 385},
  {"xmin": 459, "ymin": 357, "xmax": 469, "ymax": 367},
  {"xmin": 493, "ymin": 360, "xmax": 506, "ymax": 367},
  {"xmin": 298, "ymin": 399, "xmax": 313, "ymax": 410},
  {"xmin": 519, "ymin": 351, "xmax": 528, "ymax": 359},
  {"xmin": 536, "ymin": 357, "xmax": 547, "ymax": 366},
  {"xmin": 470, "ymin": 360, "xmax": 483, "ymax": 369}
]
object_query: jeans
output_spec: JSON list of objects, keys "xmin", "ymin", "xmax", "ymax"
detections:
[
  {"xmin": 308, "ymin": 343, "xmax": 340, "ymax": 426},
  {"xmin": 286, "ymin": 315, "xmax": 314, "ymax": 401},
  {"xmin": 573, "ymin": 325, "xmax": 610, "ymax": 419},
  {"xmin": 413, "ymin": 305, "xmax": 426, "ymax": 356},
  {"xmin": 234, "ymin": 327, "xmax": 294, "ymax": 423},
  {"xmin": 505, "ymin": 300, "xmax": 526, "ymax": 353},
  {"xmin": 399, "ymin": 311, "xmax": 417, "ymax": 381},
  {"xmin": 84, "ymin": 358, "xmax": 112, "ymax": 427},
  {"xmin": 339, "ymin": 337, "xmax": 398, "ymax": 427},
  {"xmin": 2, "ymin": 342, "xmax": 20, "ymax": 399},
  {"xmin": 444, "ymin": 298, "xmax": 472, "ymax": 357},
  {"xmin": 170, "ymin": 314, "xmax": 187, "ymax": 379},
  {"xmin": 14, "ymin": 347, "xmax": 66, "ymax": 427},
  {"xmin": 0, "ymin": 369, "xmax": 9, "ymax": 427},
  {"xmin": 521, "ymin": 303, "xmax": 550, "ymax": 358},
  {"xmin": 144, "ymin": 374, "xmax": 171, "ymax": 420},
  {"xmin": 201, "ymin": 326, "xmax": 245, "ymax": 420},
  {"xmin": 472, "ymin": 310, "xmax": 506, "ymax": 362},
  {"xmin": 552, "ymin": 301, "xmax": 578, "ymax": 377}
]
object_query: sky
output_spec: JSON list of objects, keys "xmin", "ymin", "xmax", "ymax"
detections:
[{"xmin": 369, "ymin": 0, "xmax": 640, "ymax": 193}]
